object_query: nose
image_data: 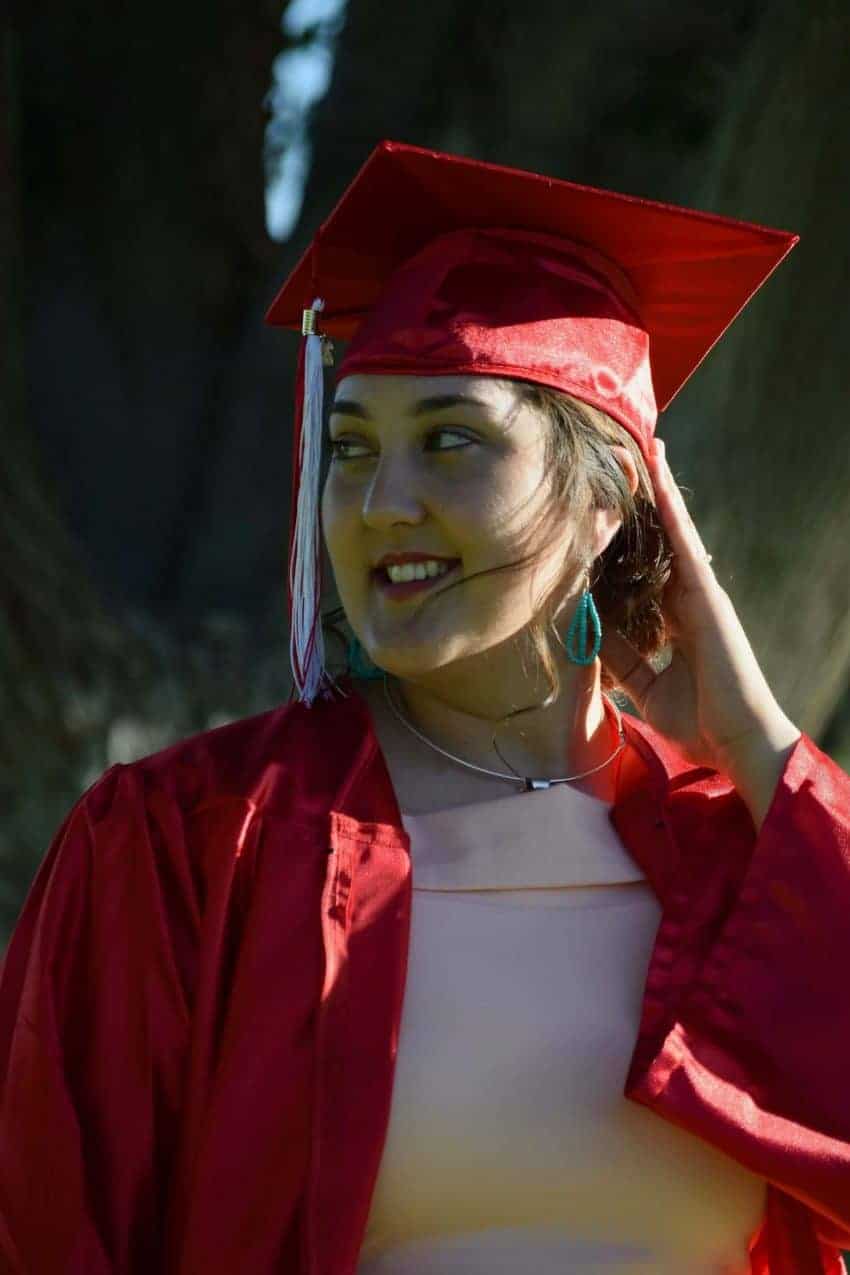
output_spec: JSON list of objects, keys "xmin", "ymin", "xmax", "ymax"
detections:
[{"xmin": 361, "ymin": 451, "xmax": 427, "ymax": 530}]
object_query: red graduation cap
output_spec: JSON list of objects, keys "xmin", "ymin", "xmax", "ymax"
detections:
[{"xmin": 264, "ymin": 140, "xmax": 798, "ymax": 705}]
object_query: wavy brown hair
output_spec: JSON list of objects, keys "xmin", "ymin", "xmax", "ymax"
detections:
[{"xmin": 320, "ymin": 380, "xmax": 674, "ymax": 713}]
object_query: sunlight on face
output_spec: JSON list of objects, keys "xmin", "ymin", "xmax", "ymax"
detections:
[{"xmin": 320, "ymin": 373, "xmax": 584, "ymax": 677}]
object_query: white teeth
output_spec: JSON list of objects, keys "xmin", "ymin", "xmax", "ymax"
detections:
[{"xmin": 385, "ymin": 559, "xmax": 453, "ymax": 583}]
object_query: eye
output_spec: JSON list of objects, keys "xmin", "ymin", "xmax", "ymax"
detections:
[{"xmin": 327, "ymin": 428, "xmax": 475, "ymax": 462}]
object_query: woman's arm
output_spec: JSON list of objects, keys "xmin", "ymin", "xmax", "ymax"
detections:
[{"xmin": 716, "ymin": 716, "xmax": 802, "ymax": 832}]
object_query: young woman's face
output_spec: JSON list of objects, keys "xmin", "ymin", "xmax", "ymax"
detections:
[{"xmin": 321, "ymin": 373, "xmax": 587, "ymax": 678}]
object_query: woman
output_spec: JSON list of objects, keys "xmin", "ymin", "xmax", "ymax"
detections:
[{"xmin": 1, "ymin": 141, "xmax": 848, "ymax": 1274}]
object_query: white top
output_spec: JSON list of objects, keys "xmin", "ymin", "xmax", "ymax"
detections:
[{"xmin": 356, "ymin": 780, "xmax": 766, "ymax": 1274}]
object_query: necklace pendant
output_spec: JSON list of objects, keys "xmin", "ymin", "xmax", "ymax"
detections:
[{"xmin": 525, "ymin": 777, "xmax": 553, "ymax": 791}]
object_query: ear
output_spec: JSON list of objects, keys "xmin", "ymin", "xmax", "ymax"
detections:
[{"xmin": 609, "ymin": 444, "xmax": 639, "ymax": 497}]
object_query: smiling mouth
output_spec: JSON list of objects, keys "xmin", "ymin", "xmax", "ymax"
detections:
[{"xmin": 371, "ymin": 560, "xmax": 462, "ymax": 599}]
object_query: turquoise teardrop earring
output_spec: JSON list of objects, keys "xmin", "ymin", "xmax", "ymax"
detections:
[
  {"xmin": 347, "ymin": 635, "xmax": 384, "ymax": 680},
  {"xmin": 564, "ymin": 580, "xmax": 602, "ymax": 665}
]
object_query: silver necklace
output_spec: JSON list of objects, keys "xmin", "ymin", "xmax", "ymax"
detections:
[{"xmin": 382, "ymin": 673, "xmax": 627, "ymax": 793}]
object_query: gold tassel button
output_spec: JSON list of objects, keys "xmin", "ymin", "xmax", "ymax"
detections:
[{"xmin": 302, "ymin": 307, "xmax": 333, "ymax": 363}]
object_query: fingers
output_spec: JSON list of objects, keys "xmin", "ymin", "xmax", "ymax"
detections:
[{"xmin": 649, "ymin": 438, "xmax": 715, "ymax": 577}]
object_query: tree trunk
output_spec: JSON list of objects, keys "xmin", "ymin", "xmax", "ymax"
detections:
[{"xmin": 665, "ymin": 0, "xmax": 850, "ymax": 737}]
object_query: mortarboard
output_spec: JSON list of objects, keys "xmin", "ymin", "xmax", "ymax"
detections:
[{"xmin": 264, "ymin": 140, "xmax": 798, "ymax": 706}]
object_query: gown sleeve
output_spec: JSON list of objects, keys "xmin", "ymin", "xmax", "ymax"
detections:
[
  {"xmin": 0, "ymin": 763, "xmax": 194, "ymax": 1274},
  {"xmin": 624, "ymin": 730, "xmax": 850, "ymax": 1258}
]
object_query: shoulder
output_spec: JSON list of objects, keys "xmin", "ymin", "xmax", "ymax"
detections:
[
  {"xmin": 81, "ymin": 681, "xmax": 372, "ymax": 823},
  {"xmin": 619, "ymin": 713, "xmax": 850, "ymax": 909},
  {"xmin": 119, "ymin": 702, "xmax": 295, "ymax": 805},
  {"xmin": 21, "ymin": 693, "xmax": 362, "ymax": 932}
]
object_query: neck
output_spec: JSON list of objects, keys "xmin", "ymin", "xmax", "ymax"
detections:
[{"xmin": 388, "ymin": 644, "xmax": 618, "ymax": 799}]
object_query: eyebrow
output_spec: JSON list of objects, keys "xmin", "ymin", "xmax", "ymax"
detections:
[{"xmin": 329, "ymin": 393, "xmax": 493, "ymax": 420}]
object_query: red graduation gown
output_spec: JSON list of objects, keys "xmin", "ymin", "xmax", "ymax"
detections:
[{"xmin": 1, "ymin": 674, "xmax": 849, "ymax": 1274}]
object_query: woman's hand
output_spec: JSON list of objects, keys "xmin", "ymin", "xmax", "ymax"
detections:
[{"xmin": 599, "ymin": 437, "xmax": 801, "ymax": 823}]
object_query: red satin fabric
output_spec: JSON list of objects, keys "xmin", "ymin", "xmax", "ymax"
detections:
[
  {"xmin": 335, "ymin": 227, "xmax": 658, "ymax": 455},
  {"xmin": 1, "ymin": 678, "xmax": 848, "ymax": 1273}
]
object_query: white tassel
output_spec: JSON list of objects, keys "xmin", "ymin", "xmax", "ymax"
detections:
[{"xmin": 289, "ymin": 297, "xmax": 341, "ymax": 706}]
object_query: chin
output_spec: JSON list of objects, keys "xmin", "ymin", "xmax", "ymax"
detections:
[{"xmin": 362, "ymin": 639, "xmax": 464, "ymax": 680}]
